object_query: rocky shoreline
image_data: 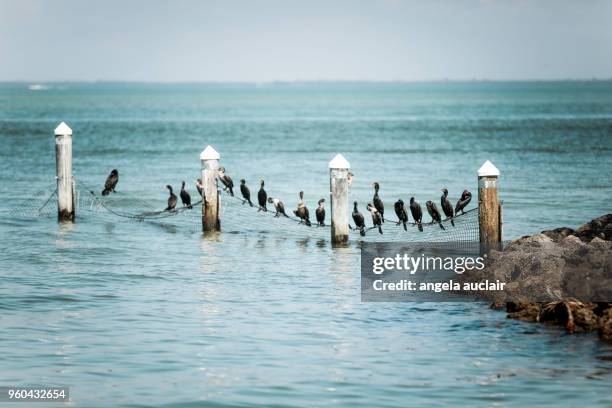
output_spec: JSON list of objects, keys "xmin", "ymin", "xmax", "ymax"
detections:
[{"xmin": 468, "ymin": 214, "xmax": 612, "ymax": 342}]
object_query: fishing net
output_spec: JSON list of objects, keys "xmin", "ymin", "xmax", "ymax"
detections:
[{"xmin": 7, "ymin": 180, "xmax": 480, "ymax": 242}]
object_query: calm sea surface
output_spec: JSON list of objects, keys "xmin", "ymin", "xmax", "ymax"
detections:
[{"xmin": 0, "ymin": 82, "xmax": 611, "ymax": 407}]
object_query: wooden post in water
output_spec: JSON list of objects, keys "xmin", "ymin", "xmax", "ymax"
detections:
[
  {"xmin": 478, "ymin": 160, "xmax": 501, "ymax": 253},
  {"xmin": 329, "ymin": 154, "xmax": 350, "ymax": 245},
  {"xmin": 200, "ymin": 145, "xmax": 220, "ymax": 232},
  {"xmin": 55, "ymin": 122, "xmax": 75, "ymax": 222}
]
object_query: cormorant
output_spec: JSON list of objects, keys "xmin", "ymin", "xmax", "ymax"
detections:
[
  {"xmin": 218, "ymin": 167, "xmax": 234, "ymax": 196},
  {"xmin": 293, "ymin": 191, "xmax": 312, "ymax": 226},
  {"xmin": 409, "ymin": 197, "xmax": 423, "ymax": 232},
  {"xmin": 394, "ymin": 199, "xmax": 409, "ymax": 231},
  {"xmin": 195, "ymin": 178, "xmax": 203, "ymax": 197},
  {"xmin": 426, "ymin": 200, "xmax": 445, "ymax": 230},
  {"xmin": 240, "ymin": 179, "xmax": 253, "ymax": 207},
  {"xmin": 268, "ymin": 197, "xmax": 288, "ymax": 217},
  {"xmin": 180, "ymin": 181, "xmax": 192, "ymax": 209},
  {"xmin": 165, "ymin": 185, "xmax": 177, "ymax": 211},
  {"xmin": 101, "ymin": 169, "xmax": 119, "ymax": 196},
  {"xmin": 367, "ymin": 203, "xmax": 383, "ymax": 234},
  {"xmin": 258, "ymin": 179, "xmax": 267, "ymax": 212},
  {"xmin": 372, "ymin": 182, "xmax": 385, "ymax": 222},
  {"xmin": 440, "ymin": 188, "xmax": 455, "ymax": 227},
  {"xmin": 315, "ymin": 199, "xmax": 325, "ymax": 226},
  {"xmin": 455, "ymin": 190, "xmax": 472, "ymax": 214},
  {"xmin": 352, "ymin": 201, "xmax": 366, "ymax": 236}
]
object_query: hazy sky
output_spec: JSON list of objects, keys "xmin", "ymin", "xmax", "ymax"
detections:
[{"xmin": 0, "ymin": 0, "xmax": 610, "ymax": 81}]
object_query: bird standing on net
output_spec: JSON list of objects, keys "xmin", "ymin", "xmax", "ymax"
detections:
[
  {"xmin": 218, "ymin": 167, "xmax": 234, "ymax": 196},
  {"xmin": 165, "ymin": 185, "xmax": 177, "ymax": 211},
  {"xmin": 268, "ymin": 197, "xmax": 288, "ymax": 218},
  {"xmin": 316, "ymin": 199, "xmax": 325, "ymax": 226},
  {"xmin": 180, "ymin": 181, "xmax": 192, "ymax": 209},
  {"xmin": 240, "ymin": 179, "xmax": 253, "ymax": 207},
  {"xmin": 372, "ymin": 182, "xmax": 385, "ymax": 222},
  {"xmin": 441, "ymin": 188, "xmax": 455, "ymax": 227},
  {"xmin": 410, "ymin": 197, "xmax": 423, "ymax": 232},
  {"xmin": 455, "ymin": 190, "xmax": 472, "ymax": 214},
  {"xmin": 258, "ymin": 179, "xmax": 267, "ymax": 212},
  {"xmin": 293, "ymin": 191, "xmax": 312, "ymax": 226},
  {"xmin": 367, "ymin": 203, "xmax": 384, "ymax": 234},
  {"xmin": 102, "ymin": 169, "xmax": 119, "ymax": 196},
  {"xmin": 426, "ymin": 200, "xmax": 445, "ymax": 230},
  {"xmin": 195, "ymin": 179, "xmax": 203, "ymax": 197},
  {"xmin": 394, "ymin": 199, "xmax": 409, "ymax": 231},
  {"xmin": 352, "ymin": 201, "xmax": 366, "ymax": 236}
]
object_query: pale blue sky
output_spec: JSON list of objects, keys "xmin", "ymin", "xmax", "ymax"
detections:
[{"xmin": 0, "ymin": 0, "xmax": 610, "ymax": 81}]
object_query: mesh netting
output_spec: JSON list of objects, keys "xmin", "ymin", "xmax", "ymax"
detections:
[{"xmin": 8, "ymin": 181, "xmax": 479, "ymax": 242}]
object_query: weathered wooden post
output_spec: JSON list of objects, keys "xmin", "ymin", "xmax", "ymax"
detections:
[
  {"xmin": 55, "ymin": 122, "xmax": 75, "ymax": 222},
  {"xmin": 329, "ymin": 154, "xmax": 350, "ymax": 245},
  {"xmin": 200, "ymin": 145, "xmax": 220, "ymax": 232},
  {"xmin": 478, "ymin": 160, "xmax": 501, "ymax": 253}
]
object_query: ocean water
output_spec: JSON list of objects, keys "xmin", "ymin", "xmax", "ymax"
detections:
[{"xmin": 0, "ymin": 82, "xmax": 611, "ymax": 407}]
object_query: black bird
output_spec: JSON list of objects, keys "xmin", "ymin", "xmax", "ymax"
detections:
[
  {"xmin": 218, "ymin": 167, "xmax": 234, "ymax": 196},
  {"xmin": 293, "ymin": 191, "xmax": 312, "ymax": 226},
  {"xmin": 315, "ymin": 199, "xmax": 326, "ymax": 226},
  {"xmin": 426, "ymin": 200, "xmax": 445, "ymax": 230},
  {"xmin": 367, "ymin": 203, "xmax": 383, "ymax": 234},
  {"xmin": 440, "ymin": 188, "xmax": 455, "ymax": 227},
  {"xmin": 455, "ymin": 190, "xmax": 472, "ymax": 215},
  {"xmin": 258, "ymin": 179, "xmax": 267, "ymax": 212},
  {"xmin": 240, "ymin": 179, "xmax": 253, "ymax": 207},
  {"xmin": 165, "ymin": 185, "xmax": 177, "ymax": 211},
  {"xmin": 352, "ymin": 201, "xmax": 366, "ymax": 236},
  {"xmin": 195, "ymin": 178, "xmax": 203, "ymax": 197},
  {"xmin": 372, "ymin": 182, "xmax": 385, "ymax": 222},
  {"xmin": 180, "ymin": 181, "xmax": 192, "ymax": 209},
  {"xmin": 410, "ymin": 197, "xmax": 423, "ymax": 232},
  {"xmin": 268, "ymin": 197, "xmax": 288, "ymax": 217},
  {"xmin": 101, "ymin": 169, "xmax": 119, "ymax": 196},
  {"xmin": 394, "ymin": 199, "xmax": 409, "ymax": 231}
]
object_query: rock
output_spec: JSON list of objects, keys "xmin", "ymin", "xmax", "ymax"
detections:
[
  {"xmin": 573, "ymin": 214, "xmax": 612, "ymax": 242},
  {"xmin": 542, "ymin": 227, "xmax": 575, "ymax": 242},
  {"xmin": 598, "ymin": 308, "xmax": 612, "ymax": 342},
  {"xmin": 506, "ymin": 302, "xmax": 541, "ymax": 322}
]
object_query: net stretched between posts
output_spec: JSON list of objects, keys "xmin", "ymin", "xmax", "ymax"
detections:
[{"xmin": 10, "ymin": 182, "xmax": 480, "ymax": 243}]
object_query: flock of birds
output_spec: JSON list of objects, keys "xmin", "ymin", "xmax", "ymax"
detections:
[{"xmin": 101, "ymin": 168, "xmax": 473, "ymax": 235}]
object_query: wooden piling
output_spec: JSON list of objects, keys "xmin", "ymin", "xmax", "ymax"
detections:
[
  {"xmin": 55, "ymin": 122, "xmax": 75, "ymax": 222},
  {"xmin": 329, "ymin": 154, "xmax": 350, "ymax": 245},
  {"xmin": 478, "ymin": 160, "xmax": 501, "ymax": 253},
  {"xmin": 200, "ymin": 145, "xmax": 220, "ymax": 232}
]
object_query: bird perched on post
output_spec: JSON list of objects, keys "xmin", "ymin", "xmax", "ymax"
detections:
[
  {"xmin": 352, "ymin": 201, "xmax": 366, "ymax": 236},
  {"xmin": 180, "ymin": 181, "xmax": 192, "ymax": 209},
  {"xmin": 101, "ymin": 169, "xmax": 119, "ymax": 196},
  {"xmin": 218, "ymin": 167, "xmax": 234, "ymax": 196},
  {"xmin": 293, "ymin": 191, "xmax": 312, "ymax": 226},
  {"xmin": 455, "ymin": 190, "xmax": 472, "ymax": 214},
  {"xmin": 440, "ymin": 188, "xmax": 455, "ymax": 227},
  {"xmin": 394, "ymin": 199, "xmax": 409, "ymax": 231},
  {"xmin": 195, "ymin": 178, "xmax": 203, "ymax": 197},
  {"xmin": 410, "ymin": 197, "xmax": 423, "ymax": 232},
  {"xmin": 367, "ymin": 203, "xmax": 383, "ymax": 234},
  {"xmin": 268, "ymin": 197, "xmax": 288, "ymax": 217},
  {"xmin": 315, "ymin": 199, "xmax": 326, "ymax": 226},
  {"xmin": 426, "ymin": 200, "xmax": 445, "ymax": 230},
  {"xmin": 240, "ymin": 179, "xmax": 253, "ymax": 207},
  {"xmin": 258, "ymin": 179, "xmax": 267, "ymax": 212},
  {"xmin": 372, "ymin": 182, "xmax": 385, "ymax": 222},
  {"xmin": 165, "ymin": 185, "xmax": 177, "ymax": 211}
]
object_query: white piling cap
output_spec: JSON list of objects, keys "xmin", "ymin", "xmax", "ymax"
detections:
[
  {"xmin": 477, "ymin": 160, "xmax": 500, "ymax": 177},
  {"xmin": 200, "ymin": 145, "xmax": 220, "ymax": 160},
  {"xmin": 54, "ymin": 122, "xmax": 72, "ymax": 136},
  {"xmin": 328, "ymin": 154, "xmax": 350, "ymax": 169}
]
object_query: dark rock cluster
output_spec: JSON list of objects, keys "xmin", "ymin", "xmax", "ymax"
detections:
[{"xmin": 467, "ymin": 214, "xmax": 612, "ymax": 342}]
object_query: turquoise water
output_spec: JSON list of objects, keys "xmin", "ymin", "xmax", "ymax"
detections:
[{"xmin": 1, "ymin": 82, "xmax": 611, "ymax": 407}]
